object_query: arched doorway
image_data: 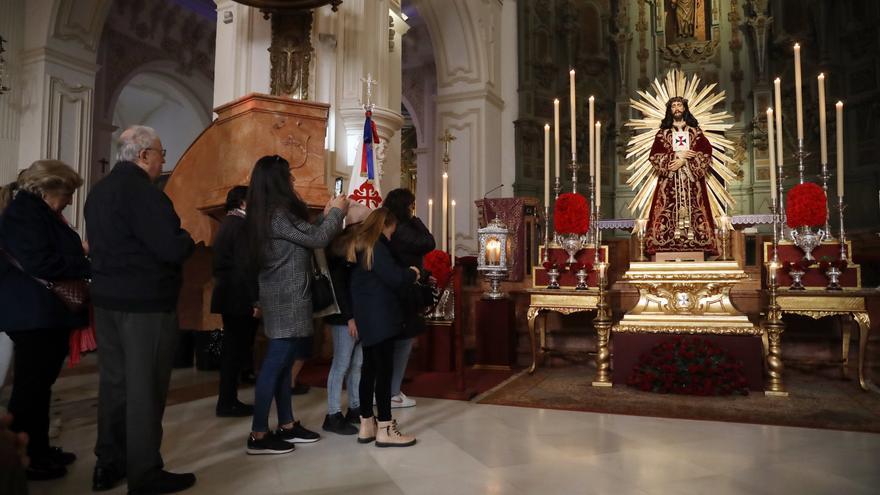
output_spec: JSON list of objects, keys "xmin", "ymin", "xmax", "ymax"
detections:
[{"xmin": 110, "ymin": 71, "xmax": 212, "ymax": 174}]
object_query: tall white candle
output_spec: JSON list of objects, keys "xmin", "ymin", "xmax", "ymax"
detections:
[
  {"xmin": 544, "ymin": 123, "xmax": 550, "ymax": 208},
  {"xmin": 818, "ymin": 73, "xmax": 827, "ymax": 165},
  {"xmin": 441, "ymin": 172, "xmax": 448, "ymax": 252},
  {"xmin": 589, "ymin": 96, "xmax": 595, "ymax": 179},
  {"xmin": 570, "ymin": 69, "xmax": 577, "ymax": 163},
  {"xmin": 794, "ymin": 43, "xmax": 804, "ymax": 141},
  {"xmin": 553, "ymin": 99, "xmax": 560, "ymax": 179},
  {"xmin": 428, "ymin": 198, "xmax": 434, "ymax": 234},
  {"xmin": 836, "ymin": 101, "xmax": 844, "ymax": 196},
  {"xmin": 595, "ymin": 121, "xmax": 602, "ymax": 207},
  {"xmin": 450, "ymin": 200, "xmax": 456, "ymax": 265},
  {"xmin": 767, "ymin": 108, "xmax": 777, "ymax": 202},
  {"xmin": 774, "ymin": 78, "xmax": 784, "ymax": 174}
]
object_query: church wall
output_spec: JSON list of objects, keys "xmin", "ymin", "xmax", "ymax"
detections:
[
  {"xmin": 90, "ymin": 0, "xmax": 214, "ymax": 202},
  {"xmin": 500, "ymin": 0, "xmax": 520, "ymax": 200},
  {"xmin": 417, "ymin": 0, "xmax": 507, "ymax": 254},
  {"xmin": 0, "ymin": 0, "xmax": 24, "ymax": 184},
  {"xmin": 14, "ymin": 0, "xmax": 113, "ymax": 232}
]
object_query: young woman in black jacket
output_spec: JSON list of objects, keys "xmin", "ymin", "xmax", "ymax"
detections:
[
  {"xmin": 211, "ymin": 186, "xmax": 259, "ymax": 417},
  {"xmin": 384, "ymin": 188, "xmax": 435, "ymax": 409},
  {"xmin": 347, "ymin": 208, "xmax": 419, "ymax": 447}
]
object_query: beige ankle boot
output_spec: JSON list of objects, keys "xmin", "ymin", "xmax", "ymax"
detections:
[
  {"xmin": 358, "ymin": 416, "xmax": 377, "ymax": 444},
  {"xmin": 375, "ymin": 419, "xmax": 416, "ymax": 448}
]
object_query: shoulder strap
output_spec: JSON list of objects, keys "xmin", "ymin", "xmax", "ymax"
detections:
[{"xmin": 0, "ymin": 247, "xmax": 52, "ymax": 288}]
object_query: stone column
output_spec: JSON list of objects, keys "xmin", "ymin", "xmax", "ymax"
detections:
[
  {"xmin": 213, "ymin": 0, "xmax": 272, "ymax": 109},
  {"xmin": 16, "ymin": 0, "xmax": 111, "ymax": 232},
  {"xmin": 332, "ymin": 0, "xmax": 406, "ymax": 193},
  {"xmin": 0, "ymin": 0, "xmax": 24, "ymax": 184}
]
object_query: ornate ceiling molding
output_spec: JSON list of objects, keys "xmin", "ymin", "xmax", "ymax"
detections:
[{"xmin": 53, "ymin": 0, "xmax": 113, "ymax": 52}]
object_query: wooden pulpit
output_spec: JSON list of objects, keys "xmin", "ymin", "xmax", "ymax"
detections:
[{"xmin": 164, "ymin": 93, "xmax": 332, "ymax": 330}]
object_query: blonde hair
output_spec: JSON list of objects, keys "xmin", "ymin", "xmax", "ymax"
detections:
[
  {"xmin": 17, "ymin": 160, "xmax": 83, "ymax": 198},
  {"xmin": 1, "ymin": 162, "xmax": 82, "ymax": 213},
  {"xmin": 346, "ymin": 207, "xmax": 397, "ymax": 270}
]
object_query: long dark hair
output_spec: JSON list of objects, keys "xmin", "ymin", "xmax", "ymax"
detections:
[
  {"xmin": 660, "ymin": 97, "xmax": 699, "ymax": 129},
  {"xmin": 384, "ymin": 188, "xmax": 415, "ymax": 223},
  {"xmin": 244, "ymin": 155, "xmax": 310, "ymax": 269}
]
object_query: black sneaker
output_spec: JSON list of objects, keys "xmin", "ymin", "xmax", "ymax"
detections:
[
  {"xmin": 246, "ymin": 432, "xmax": 295, "ymax": 455},
  {"xmin": 216, "ymin": 401, "xmax": 254, "ymax": 418},
  {"xmin": 344, "ymin": 408, "xmax": 361, "ymax": 425},
  {"xmin": 276, "ymin": 421, "xmax": 321, "ymax": 443},
  {"xmin": 322, "ymin": 413, "xmax": 358, "ymax": 435},
  {"xmin": 128, "ymin": 470, "xmax": 196, "ymax": 494},
  {"xmin": 46, "ymin": 446, "xmax": 76, "ymax": 466},
  {"xmin": 25, "ymin": 456, "xmax": 67, "ymax": 481},
  {"xmin": 290, "ymin": 383, "xmax": 310, "ymax": 395}
]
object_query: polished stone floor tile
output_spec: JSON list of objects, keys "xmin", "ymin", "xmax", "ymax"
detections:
[{"xmin": 21, "ymin": 367, "xmax": 880, "ymax": 495}]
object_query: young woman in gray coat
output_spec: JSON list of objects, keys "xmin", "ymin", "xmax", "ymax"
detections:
[{"xmin": 243, "ymin": 155, "xmax": 349, "ymax": 455}]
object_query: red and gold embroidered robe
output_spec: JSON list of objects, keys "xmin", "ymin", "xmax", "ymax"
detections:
[{"xmin": 644, "ymin": 126, "xmax": 718, "ymax": 254}]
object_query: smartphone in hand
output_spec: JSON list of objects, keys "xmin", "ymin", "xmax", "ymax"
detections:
[{"xmin": 334, "ymin": 177, "xmax": 344, "ymax": 197}]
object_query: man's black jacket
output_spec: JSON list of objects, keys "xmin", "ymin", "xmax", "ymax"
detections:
[{"xmin": 85, "ymin": 161, "xmax": 194, "ymax": 312}]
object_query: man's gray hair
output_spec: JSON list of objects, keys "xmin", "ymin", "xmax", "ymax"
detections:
[{"xmin": 117, "ymin": 125, "xmax": 159, "ymax": 162}]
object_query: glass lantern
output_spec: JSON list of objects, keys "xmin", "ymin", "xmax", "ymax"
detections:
[{"xmin": 477, "ymin": 217, "xmax": 509, "ymax": 299}]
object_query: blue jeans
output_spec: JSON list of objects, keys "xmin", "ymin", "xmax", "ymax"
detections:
[
  {"xmin": 390, "ymin": 337, "xmax": 414, "ymax": 396},
  {"xmin": 326, "ymin": 324, "xmax": 362, "ymax": 415},
  {"xmin": 252, "ymin": 336, "xmax": 309, "ymax": 433}
]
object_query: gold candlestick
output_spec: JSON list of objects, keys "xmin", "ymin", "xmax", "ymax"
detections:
[{"xmin": 592, "ymin": 261, "xmax": 612, "ymax": 387}]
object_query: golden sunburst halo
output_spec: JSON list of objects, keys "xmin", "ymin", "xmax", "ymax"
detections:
[{"xmin": 625, "ymin": 70, "xmax": 738, "ymax": 222}]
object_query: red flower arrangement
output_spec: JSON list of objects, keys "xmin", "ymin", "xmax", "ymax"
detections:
[
  {"xmin": 627, "ymin": 336, "xmax": 749, "ymax": 396},
  {"xmin": 554, "ymin": 193, "xmax": 590, "ymax": 235},
  {"xmin": 786, "ymin": 182, "xmax": 827, "ymax": 228},
  {"xmin": 423, "ymin": 250, "xmax": 452, "ymax": 289}
]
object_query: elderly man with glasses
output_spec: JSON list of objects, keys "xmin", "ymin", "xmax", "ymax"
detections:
[{"xmin": 84, "ymin": 125, "xmax": 196, "ymax": 494}]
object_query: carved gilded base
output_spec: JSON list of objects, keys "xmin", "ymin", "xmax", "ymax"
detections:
[{"xmin": 613, "ymin": 261, "xmax": 760, "ymax": 336}]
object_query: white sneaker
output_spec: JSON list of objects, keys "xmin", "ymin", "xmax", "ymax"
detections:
[{"xmin": 390, "ymin": 392, "xmax": 416, "ymax": 409}]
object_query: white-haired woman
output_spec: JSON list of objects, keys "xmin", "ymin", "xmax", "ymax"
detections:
[{"xmin": 0, "ymin": 160, "xmax": 90, "ymax": 480}]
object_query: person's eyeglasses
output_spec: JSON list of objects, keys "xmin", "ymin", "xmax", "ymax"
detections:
[{"xmin": 145, "ymin": 148, "xmax": 167, "ymax": 157}]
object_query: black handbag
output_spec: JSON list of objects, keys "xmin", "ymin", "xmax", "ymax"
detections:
[
  {"xmin": 311, "ymin": 271, "xmax": 335, "ymax": 311},
  {"xmin": 311, "ymin": 251, "xmax": 336, "ymax": 312}
]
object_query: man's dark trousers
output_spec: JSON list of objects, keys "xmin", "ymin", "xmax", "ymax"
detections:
[{"xmin": 93, "ymin": 308, "xmax": 178, "ymax": 490}]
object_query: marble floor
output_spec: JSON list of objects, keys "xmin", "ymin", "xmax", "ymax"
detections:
[{"xmin": 20, "ymin": 367, "xmax": 880, "ymax": 495}]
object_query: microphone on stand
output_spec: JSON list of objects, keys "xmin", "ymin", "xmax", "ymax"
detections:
[{"xmin": 484, "ymin": 184, "xmax": 504, "ymax": 200}]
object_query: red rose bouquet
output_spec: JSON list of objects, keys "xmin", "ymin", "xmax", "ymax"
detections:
[
  {"xmin": 627, "ymin": 336, "xmax": 749, "ymax": 396},
  {"xmin": 786, "ymin": 182, "xmax": 827, "ymax": 228},
  {"xmin": 554, "ymin": 193, "xmax": 590, "ymax": 235},
  {"xmin": 423, "ymin": 250, "xmax": 452, "ymax": 289}
]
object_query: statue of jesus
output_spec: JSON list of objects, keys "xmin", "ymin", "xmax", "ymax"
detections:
[{"xmin": 644, "ymin": 97, "xmax": 717, "ymax": 255}]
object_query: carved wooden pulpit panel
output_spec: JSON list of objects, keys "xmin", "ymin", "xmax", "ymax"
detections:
[{"xmin": 164, "ymin": 93, "xmax": 331, "ymax": 329}]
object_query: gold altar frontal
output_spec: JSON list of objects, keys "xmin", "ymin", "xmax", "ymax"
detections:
[{"xmin": 614, "ymin": 261, "xmax": 761, "ymax": 336}]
